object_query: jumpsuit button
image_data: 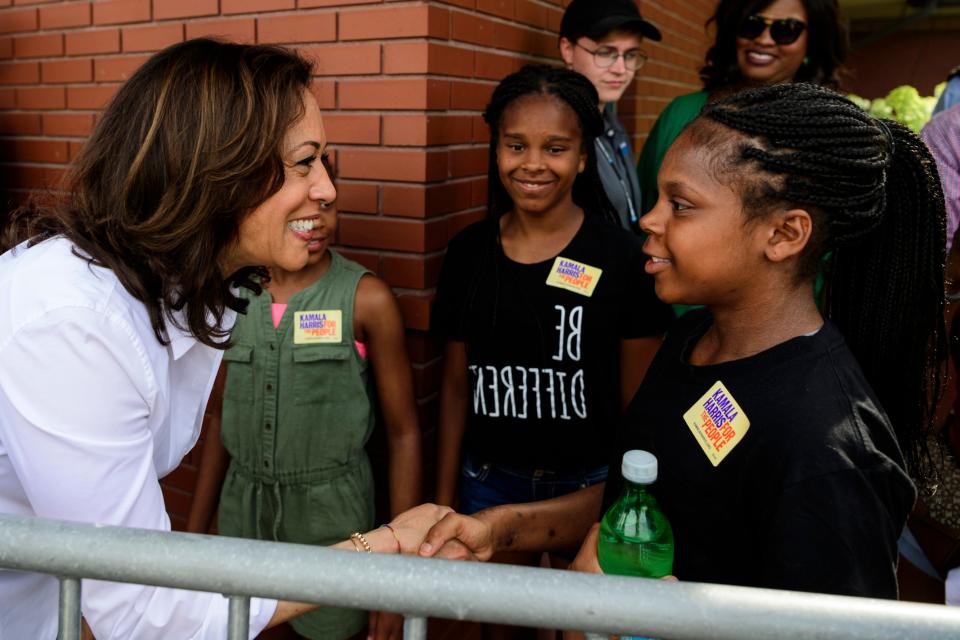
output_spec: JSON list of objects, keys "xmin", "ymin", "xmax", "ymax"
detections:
[
  {"xmin": 266, "ymin": 383, "xmax": 273, "ymax": 391},
  {"xmin": 263, "ymin": 460, "xmax": 269, "ymax": 468},
  {"xmin": 265, "ymin": 422, "xmax": 272, "ymax": 430}
]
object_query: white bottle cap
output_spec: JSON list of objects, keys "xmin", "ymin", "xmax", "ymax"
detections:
[{"xmin": 622, "ymin": 450, "xmax": 658, "ymax": 484}]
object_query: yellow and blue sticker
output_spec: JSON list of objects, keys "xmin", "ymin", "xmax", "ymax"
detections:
[
  {"xmin": 545, "ymin": 257, "xmax": 602, "ymax": 297},
  {"xmin": 293, "ymin": 310, "xmax": 342, "ymax": 344},
  {"xmin": 682, "ymin": 381, "xmax": 750, "ymax": 466}
]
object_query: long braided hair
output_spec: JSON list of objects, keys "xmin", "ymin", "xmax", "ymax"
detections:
[
  {"xmin": 692, "ymin": 82, "xmax": 946, "ymax": 481},
  {"xmin": 482, "ymin": 64, "xmax": 617, "ymax": 224}
]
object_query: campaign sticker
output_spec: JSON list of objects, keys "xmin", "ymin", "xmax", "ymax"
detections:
[
  {"xmin": 293, "ymin": 310, "xmax": 342, "ymax": 344},
  {"xmin": 682, "ymin": 381, "xmax": 750, "ymax": 466},
  {"xmin": 545, "ymin": 257, "xmax": 602, "ymax": 297}
]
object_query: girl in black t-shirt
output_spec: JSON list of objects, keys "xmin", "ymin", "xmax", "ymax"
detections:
[
  {"xmin": 420, "ymin": 83, "xmax": 947, "ymax": 602},
  {"xmin": 431, "ymin": 65, "xmax": 671, "ymax": 589}
]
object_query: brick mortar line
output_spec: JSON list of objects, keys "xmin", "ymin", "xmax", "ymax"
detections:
[
  {"xmin": 0, "ymin": 134, "xmax": 87, "ymax": 141},
  {"xmin": 337, "ymin": 143, "xmax": 486, "ymax": 149},
  {"xmin": 338, "ymin": 175, "xmax": 486, "ymax": 185},
  {"xmin": 443, "ymin": 4, "xmax": 561, "ymax": 38}
]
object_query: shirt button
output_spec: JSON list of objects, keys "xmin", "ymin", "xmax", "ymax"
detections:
[
  {"xmin": 265, "ymin": 422, "xmax": 272, "ymax": 430},
  {"xmin": 263, "ymin": 460, "xmax": 269, "ymax": 468},
  {"xmin": 266, "ymin": 383, "xmax": 273, "ymax": 391}
]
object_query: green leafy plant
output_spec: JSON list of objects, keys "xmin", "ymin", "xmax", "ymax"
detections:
[{"xmin": 847, "ymin": 82, "xmax": 945, "ymax": 133}]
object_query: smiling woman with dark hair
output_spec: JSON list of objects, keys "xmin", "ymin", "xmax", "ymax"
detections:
[
  {"xmin": 0, "ymin": 38, "xmax": 447, "ymax": 639},
  {"xmin": 637, "ymin": 0, "xmax": 849, "ymax": 220}
]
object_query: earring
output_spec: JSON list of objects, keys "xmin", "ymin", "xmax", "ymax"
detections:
[{"xmin": 802, "ymin": 56, "xmax": 810, "ymax": 66}]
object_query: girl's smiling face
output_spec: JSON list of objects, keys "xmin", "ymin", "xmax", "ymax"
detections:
[
  {"xmin": 222, "ymin": 89, "xmax": 337, "ymax": 274},
  {"xmin": 736, "ymin": 0, "xmax": 809, "ymax": 86},
  {"xmin": 497, "ymin": 93, "xmax": 586, "ymax": 219},
  {"xmin": 640, "ymin": 130, "xmax": 771, "ymax": 307}
]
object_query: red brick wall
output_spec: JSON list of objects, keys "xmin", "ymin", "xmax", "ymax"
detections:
[
  {"xmin": 0, "ymin": 0, "xmax": 711, "ymax": 529},
  {"xmin": 621, "ymin": 0, "xmax": 712, "ymax": 145}
]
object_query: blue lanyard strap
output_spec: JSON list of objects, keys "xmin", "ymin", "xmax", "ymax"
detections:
[{"xmin": 597, "ymin": 139, "xmax": 638, "ymax": 224}]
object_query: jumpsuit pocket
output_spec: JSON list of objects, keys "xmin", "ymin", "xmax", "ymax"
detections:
[
  {"xmin": 222, "ymin": 344, "xmax": 254, "ymax": 405},
  {"xmin": 291, "ymin": 344, "xmax": 352, "ymax": 405}
]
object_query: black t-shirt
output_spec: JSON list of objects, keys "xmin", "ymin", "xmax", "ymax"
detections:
[
  {"xmin": 432, "ymin": 215, "xmax": 673, "ymax": 469},
  {"xmin": 603, "ymin": 310, "xmax": 916, "ymax": 598}
]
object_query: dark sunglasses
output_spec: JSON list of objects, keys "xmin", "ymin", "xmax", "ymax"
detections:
[{"xmin": 737, "ymin": 14, "xmax": 807, "ymax": 45}]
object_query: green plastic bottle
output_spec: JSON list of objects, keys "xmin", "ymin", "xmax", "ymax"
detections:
[
  {"xmin": 598, "ymin": 450, "xmax": 674, "ymax": 578},
  {"xmin": 589, "ymin": 451, "xmax": 673, "ymax": 640},
  {"xmin": 584, "ymin": 451, "xmax": 674, "ymax": 640}
]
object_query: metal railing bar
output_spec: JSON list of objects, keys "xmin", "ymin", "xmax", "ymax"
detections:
[
  {"xmin": 226, "ymin": 595, "xmax": 250, "ymax": 640},
  {"xmin": 57, "ymin": 576, "xmax": 81, "ymax": 640},
  {"xmin": 403, "ymin": 615, "xmax": 427, "ymax": 640},
  {"xmin": 3, "ymin": 515, "xmax": 960, "ymax": 640}
]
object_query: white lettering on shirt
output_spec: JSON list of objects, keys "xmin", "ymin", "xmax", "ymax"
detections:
[{"xmin": 469, "ymin": 305, "xmax": 588, "ymax": 421}]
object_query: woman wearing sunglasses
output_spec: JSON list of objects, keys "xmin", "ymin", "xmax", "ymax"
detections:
[{"xmin": 637, "ymin": 0, "xmax": 848, "ymax": 223}]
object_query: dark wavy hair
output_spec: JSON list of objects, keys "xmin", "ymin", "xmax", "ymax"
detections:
[
  {"xmin": 2, "ymin": 38, "xmax": 313, "ymax": 348},
  {"xmin": 687, "ymin": 83, "xmax": 946, "ymax": 481},
  {"xmin": 482, "ymin": 64, "xmax": 617, "ymax": 223},
  {"xmin": 700, "ymin": 0, "xmax": 848, "ymax": 91}
]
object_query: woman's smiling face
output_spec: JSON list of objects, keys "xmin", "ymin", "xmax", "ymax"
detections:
[
  {"xmin": 736, "ymin": 0, "xmax": 809, "ymax": 86},
  {"xmin": 222, "ymin": 89, "xmax": 337, "ymax": 274}
]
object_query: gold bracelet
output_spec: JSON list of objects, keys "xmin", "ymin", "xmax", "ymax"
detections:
[
  {"xmin": 350, "ymin": 531, "xmax": 372, "ymax": 553},
  {"xmin": 349, "ymin": 535, "xmax": 363, "ymax": 553}
]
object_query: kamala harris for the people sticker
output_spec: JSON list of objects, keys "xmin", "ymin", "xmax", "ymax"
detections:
[
  {"xmin": 545, "ymin": 257, "xmax": 602, "ymax": 297},
  {"xmin": 682, "ymin": 381, "xmax": 750, "ymax": 466},
  {"xmin": 293, "ymin": 310, "xmax": 343, "ymax": 344}
]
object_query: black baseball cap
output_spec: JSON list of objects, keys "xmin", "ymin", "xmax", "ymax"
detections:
[{"xmin": 560, "ymin": 0, "xmax": 662, "ymax": 43}]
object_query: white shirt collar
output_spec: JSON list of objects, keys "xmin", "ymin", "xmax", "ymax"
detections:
[{"xmin": 166, "ymin": 306, "xmax": 237, "ymax": 360}]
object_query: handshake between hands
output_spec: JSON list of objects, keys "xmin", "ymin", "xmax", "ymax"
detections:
[
  {"xmin": 388, "ymin": 503, "xmax": 603, "ymax": 573},
  {"xmin": 383, "ymin": 503, "xmax": 500, "ymax": 562}
]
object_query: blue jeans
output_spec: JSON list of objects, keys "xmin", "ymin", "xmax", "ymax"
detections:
[{"xmin": 459, "ymin": 454, "xmax": 608, "ymax": 516}]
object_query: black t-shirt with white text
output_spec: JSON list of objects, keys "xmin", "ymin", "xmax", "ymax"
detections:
[
  {"xmin": 432, "ymin": 215, "xmax": 673, "ymax": 470},
  {"xmin": 603, "ymin": 310, "xmax": 916, "ymax": 598}
]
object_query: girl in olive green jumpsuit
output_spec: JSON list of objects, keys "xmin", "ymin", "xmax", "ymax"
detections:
[{"xmin": 189, "ymin": 183, "xmax": 422, "ymax": 640}]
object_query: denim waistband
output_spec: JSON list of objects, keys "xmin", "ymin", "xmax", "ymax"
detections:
[{"xmin": 464, "ymin": 455, "xmax": 608, "ymax": 481}]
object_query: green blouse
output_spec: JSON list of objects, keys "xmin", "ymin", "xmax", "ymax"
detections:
[{"xmin": 638, "ymin": 90, "xmax": 710, "ymax": 216}]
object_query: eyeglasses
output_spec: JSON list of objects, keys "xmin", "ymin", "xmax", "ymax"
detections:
[
  {"xmin": 576, "ymin": 42, "xmax": 648, "ymax": 71},
  {"xmin": 737, "ymin": 14, "xmax": 807, "ymax": 45}
]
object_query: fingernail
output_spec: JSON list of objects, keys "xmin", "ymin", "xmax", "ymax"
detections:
[{"xmin": 419, "ymin": 542, "xmax": 432, "ymax": 555}]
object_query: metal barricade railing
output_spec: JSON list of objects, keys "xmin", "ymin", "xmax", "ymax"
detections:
[{"xmin": 2, "ymin": 513, "xmax": 960, "ymax": 640}]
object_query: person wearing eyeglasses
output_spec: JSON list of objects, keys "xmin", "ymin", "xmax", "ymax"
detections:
[
  {"xmin": 558, "ymin": 0, "xmax": 662, "ymax": 234},
  {"xmin": 638, "ymin": 0, "xmax": 848, "ymax": 218}
]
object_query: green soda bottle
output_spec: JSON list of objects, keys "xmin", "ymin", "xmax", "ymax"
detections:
[
  {"xmin": 598, "ymin": 450, "xmax": 674, "ymax": 578},
  {"xmin": 594, "ymin": 450, "xmax": 673, "ymax": 640}
]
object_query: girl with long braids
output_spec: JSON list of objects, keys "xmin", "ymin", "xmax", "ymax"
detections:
[
  {"xmin": 421, "ymin": 82, "xmax": 946, "ymax": 601},
  {"xmin": 431, "ymin": 65, "xmax": 672, "ymax": 592}
]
